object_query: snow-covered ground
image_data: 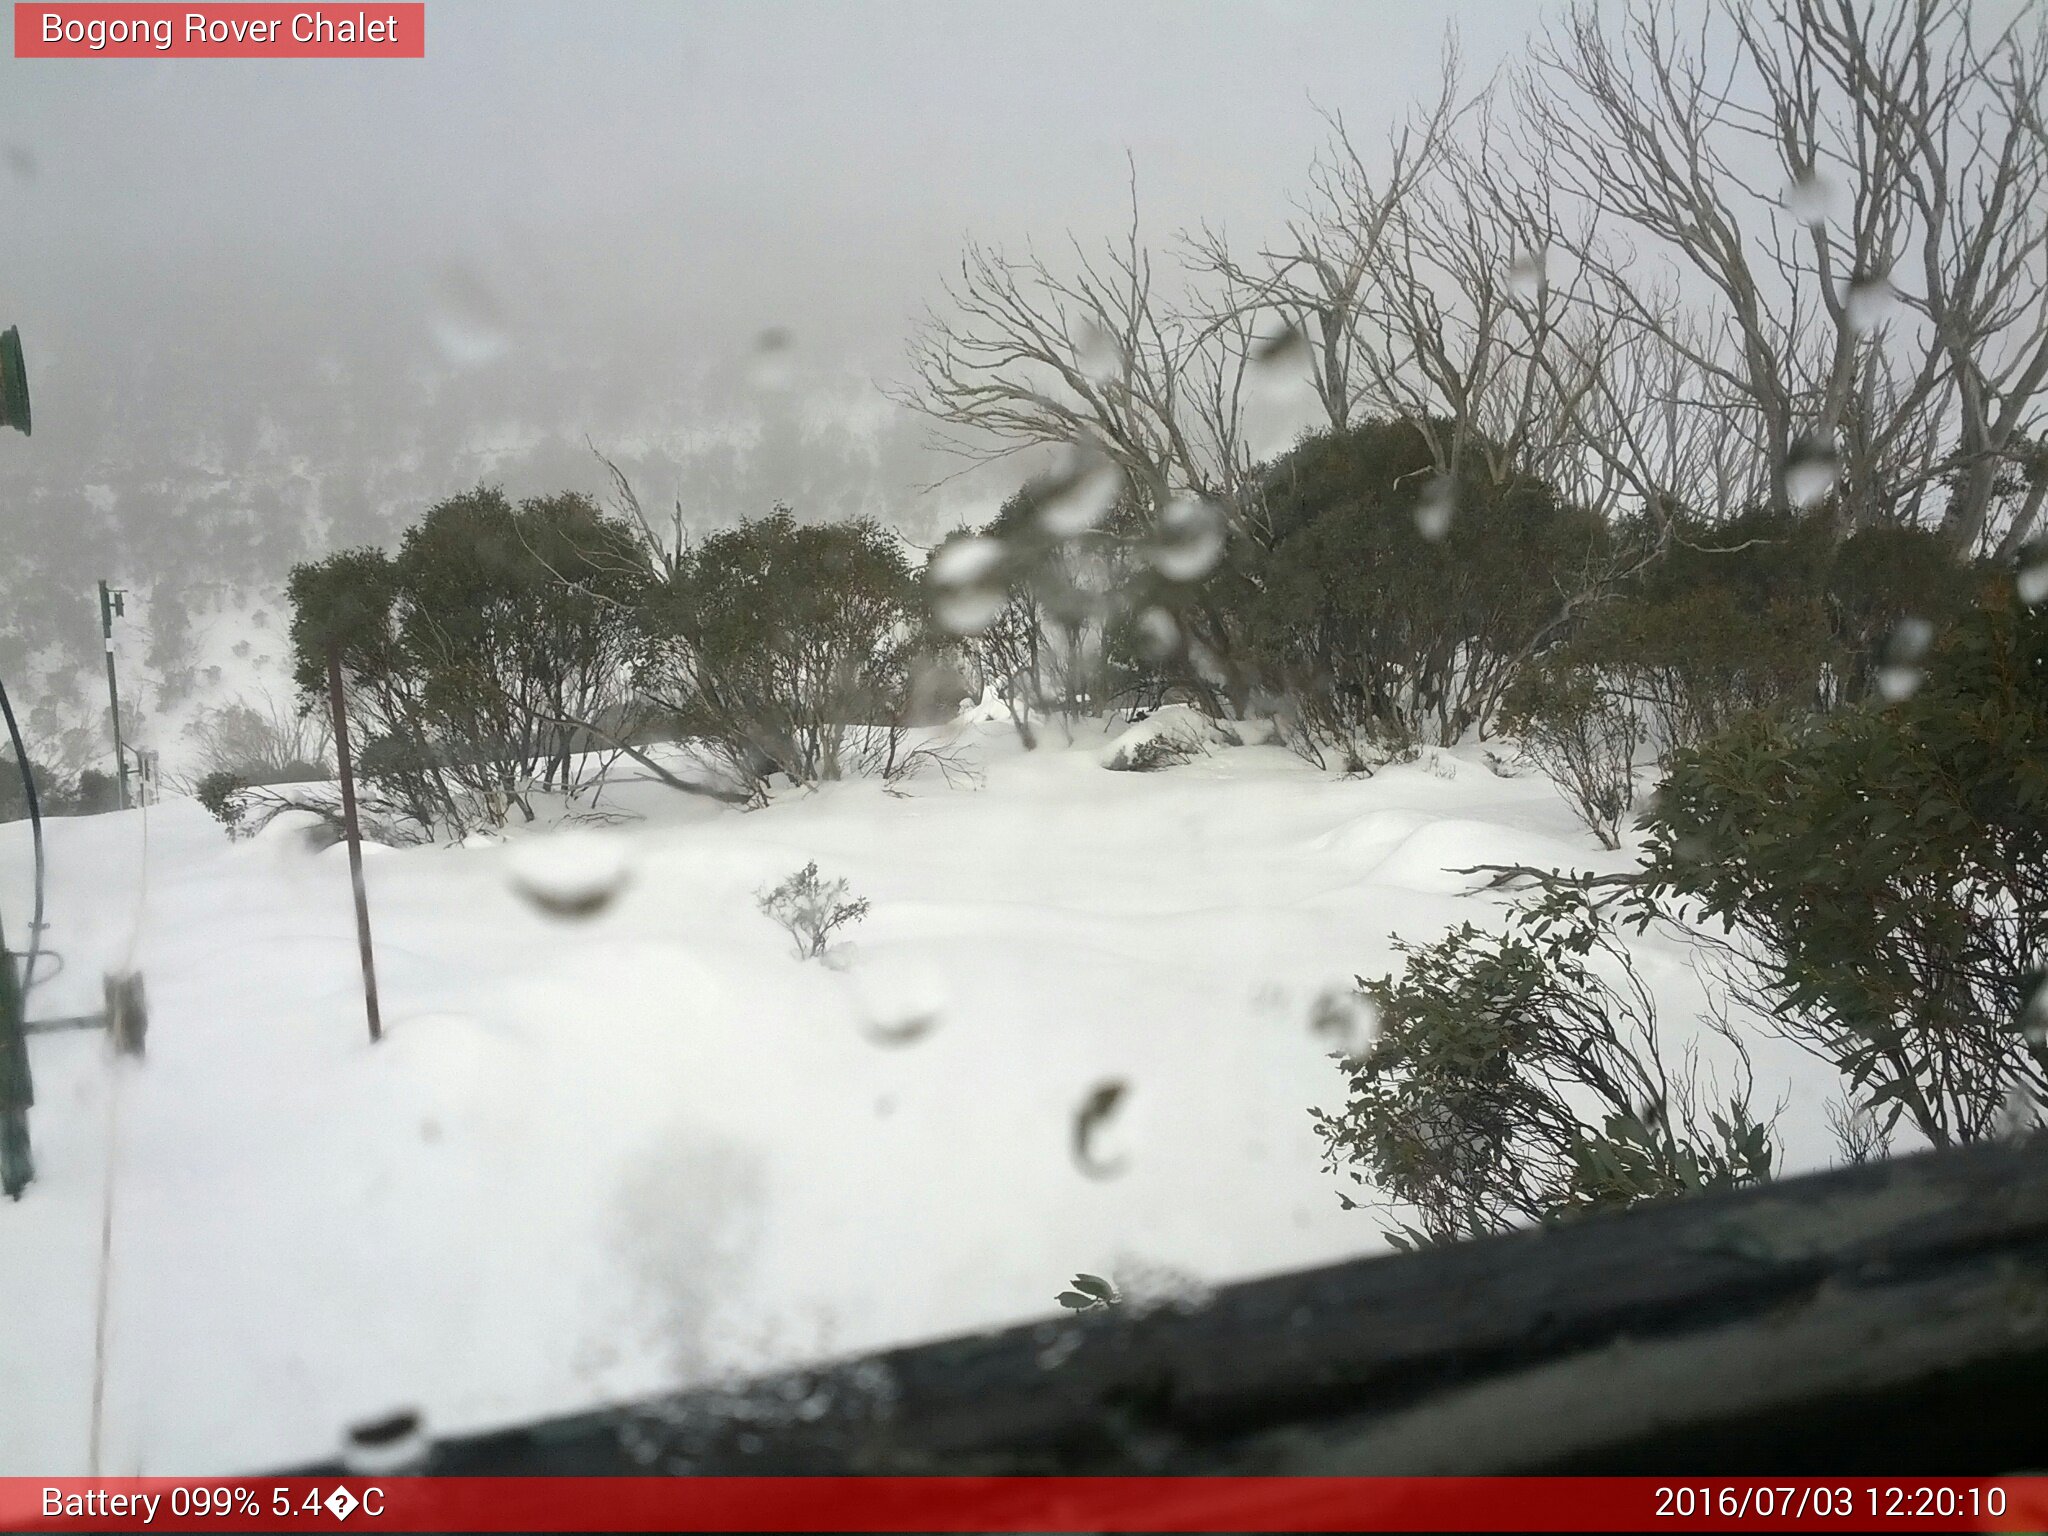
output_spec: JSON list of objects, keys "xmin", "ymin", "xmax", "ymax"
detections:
[{"xmin": 0, "ymin": 718, "xmax": 1841, "ymax": 1475}]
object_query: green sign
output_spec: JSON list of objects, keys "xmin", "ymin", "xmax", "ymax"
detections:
[{"xmin": 0, "ymin": 327, "xmax": 30, "ymax": 437}]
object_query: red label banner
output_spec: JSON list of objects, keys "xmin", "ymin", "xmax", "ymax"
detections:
[
  {"xmin": 13, "ymin": 4, "xmax": 424, "ymax": 57},
  {"xmin": 1, "ymin": 1476, "xmax": 2045, "ymax": 1532}
]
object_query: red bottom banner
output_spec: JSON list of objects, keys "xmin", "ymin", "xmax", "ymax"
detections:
[{"xmin": 3, "ymin": 1476, "xmax": 2046, "ymax": 1533}]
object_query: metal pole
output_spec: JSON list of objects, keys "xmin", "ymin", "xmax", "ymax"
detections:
[
  {"xmin": 97, "ymin": 580, "xmax": 128, "ymax": 811},
  {"xmin": 325, "ymin": 646, "xmax": 383, "ymax": 1044},
  {"xmin": 0, "ymin": 912, "xmax": 34, "ymax": 1198}
]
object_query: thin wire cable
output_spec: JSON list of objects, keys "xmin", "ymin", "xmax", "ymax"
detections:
[
  {"xmin": 87, "ymin": 1052, "xmax": 121, "ymax": 1474},
  {"xmin": 92, "ymin": 759, "xmax": 154, "ymax": 1471}
]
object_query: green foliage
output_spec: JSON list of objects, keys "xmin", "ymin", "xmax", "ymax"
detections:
[
  {"xmin": 1314, "ymin": 892, "xmax": 1774, "ymax": 1246},
  {"xmin": 1562, "ymin": 585, "xmax": 1827, "ymax": 763},
  {"xmin": 1102, "ymin": 719, "xmax": 1203, "ymax": 773},
  {"xmin": 287, "ymin": 546, "xmax": 404, "ymax": 698},
  {"xmin": 1639, "ymin": 590, "xmax": 2048, "ymax": 1147},
  {"xmin": 1548, "ymin": 514, "xmax": 1972, "ymax": 766},
  {"xmin": 0, "ymin": 756, "xmax": 57, "ymax": 823},
  {"xmin": 288, "ymin": 486, "xmax": 650, "ymax": 834},
  {"xmin": 1824, "ymin": 522, "xmax": 1980, "ymax": 700},
  {"xmin": 756, "ymin": 860, "xmax": 871, "ymax": 960},
  {"xmin": 71, "ymin": 768, "xmax": 119, "ymax": 815},
  {"xmin": 195, "ymin": 769, "xmax": 249, "ymax": 835},
  {"xmin": 1239, "ymin": 420, "xmax": 1608, "ymax": 751},
  {"xmin": 1, "ymin": 761, "xmax": 124, "ymax": 822},
  {"xmin": 643, "ymin": 509, "xmax": 926, "ymax": 792},
  {"xmin": 1054, "ymin": 1272, "xmax": 1121, "ymax": 1312},
  {"xmin": 1500, "ymin": 659, "xmax": 1644, "ymax": 848},
  {"xmin": 1559, "ymin": 1104, "xmax": 1777, "ymax": 1218}
]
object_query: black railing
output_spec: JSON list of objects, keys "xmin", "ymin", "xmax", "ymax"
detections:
[{"xmin": 294, "ymin": 1136, "xmax": 2048, "ymax": 1477}]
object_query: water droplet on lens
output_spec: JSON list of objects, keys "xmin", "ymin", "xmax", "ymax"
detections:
[
  {"xmin": 1074, "ymin": 321, "xmax": 1124, "ymax": 384},
  {"xmin": 1146, "ymin": 497, "xmax": 1226, "ymax": 582},
  {"xmin": 747, "ymin": 327, "xmax": 796, "ymax": 391},
  {"xmin": 427, "ymin": 263, "xmax": 510, "ymax": 367},
  {"xmin": 1413, "ymin": 475, "xmax": 1456, "ymax": 541},
  {"xmin": 1875, "ymin": 616, "xmax": 1934, "ymax": 702},
  {"xmin": 931, "ymin": 536, "xmax": 1004, "ymax": 587},
  {"xmin": 1252, "ymin": 319, "xmax": 1310, "ymax": 367},
  {"xmin": 1134, "ymin": 607, "xmax": 1181, "ymax": 661},
  {"xmin": 1039, "ymin": 446, "xmax": 1123, "ymax": 536},
  {"xmin": 1844, "ymin": 271, "xmax": 1898, "ymax": 334},
  {"xmin": 1888, "ymin": 616, "xmax": 1934, "ymax": 661},
  {"xmin": 1784, "ymin": 435, "xmax": 1839, "ymax": 508},
  {"xmin": 505, "ymin": 830, "xmax": 633, "ymax": 919},
  {"xmin": 2018, "ymin": 978, "xmax": 2048, "ymax": 1048},
  {"xmin": 1508, "ymin": 248, "xmax": 1549, "ymax": 301},
  {"xmin": 4, "ymin": 145, "xmax": 35, "ymax": 182},
  {"xmin": 1309, "ymin": 988, "xmax": 1377, "ymax": 1057},
  {"xmin": 1072, "ymin": 1079, "xmax": 1131, "ymax": 1178},
  {"xmin": 935, "ymin": 586, "xmax": 1008, "ymax": 635},
  {"xmin": 931, "ymin": 535, "xmax": 1008, "ymax": 635},
  {"xmin": 851, "ymin": 957, "xmax": 950, "ymax": 1047},
  {"xmin": 1783, "ymin": 167, "xmax": 1837, "ymax": 225},
  {"xmin": 2017, "ymin": 556, "xmax": 2048, "ymax": 607},
  {"xmin": 343, "ymin": 1408, "xmax": 427, "ymax": 1474},
  {"xmin": 1996, "ymin": 1082, "xmax": 2044, "ymax": 1141}
]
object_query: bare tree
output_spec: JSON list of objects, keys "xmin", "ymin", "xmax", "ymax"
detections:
[
  {"xmin": 184, "ymin": 688, "xmax": 332, "ymax": 782},
  {"xmin": 590, "ymin": 441, "xmax": 689, "ymax": 580},
  {"xmin": 1183, "ymin": 43, "xmax": 1470, "ymax": 437},
  {"xmin": 900, "ymin": 174, "xmax": 1263, "ymax": 540},
  {"xmin": 1352, "ymin": 97, "xmax": 1616, "ymax": 495},
  {"xmin": 1523, "ymin": 0, "xmax": 2048, "ymax": 546}
]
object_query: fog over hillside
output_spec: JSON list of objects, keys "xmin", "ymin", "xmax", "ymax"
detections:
[{"xmin": 0, "ymin": 1, "xmax": 1522, "ymax": 770}]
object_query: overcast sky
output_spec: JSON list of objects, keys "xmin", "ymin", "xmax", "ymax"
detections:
[
  {"xmin": 5, "ymin": 3, "xmax": 1535, "ymax": 335},
  {"xmin": 0, "ymin": 5, "xmax": 1540, "ymax": 510}
]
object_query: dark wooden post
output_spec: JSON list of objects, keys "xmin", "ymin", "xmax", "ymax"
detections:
[
  {"xmin": 0, "ymin": 911, "xmax": 34, "ymax": 1199},
  {"xmin": 325, "ymin": 646, "xmax": 382, "ymax": 1044}
]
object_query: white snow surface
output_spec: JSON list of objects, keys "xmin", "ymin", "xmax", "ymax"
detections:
[{"xmin": 0, "ymin": 719, "xmax": 1842, "ymax": 1474}]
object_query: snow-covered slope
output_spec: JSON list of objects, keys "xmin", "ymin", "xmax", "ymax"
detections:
[{"xmin": 0, "ymin": 722, "xmax": 1841, "ymax": 1474}]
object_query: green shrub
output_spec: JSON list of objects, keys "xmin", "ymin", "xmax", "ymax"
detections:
[
  {"xmin": 1500, "ymin": 659, "xmax": 1644, "ymax": 848},
  {"xmin": 289, "ymin": 487, "xmax": 650, "ymax": 835},
  {"xmin": 71, "ymin": 768, "xmax": 119, "ymax": 815},
  {"xmin": 1639, "ymin": 589, "xmax": 2048, "ymax": 1147},
  {"xmin": 195, "ymin": 769, "xmax": 249, "ymax": 835},
  {"xmin": 1239, "ymin": 420, "xmax": 1608, "ymax": 751},
  {"xmin": 1313, "ymin": 891, "xmax": 1775, "ymax": 1246},
  {"xmin": 1551, "ymin": 514, "xmax": 1973, "ymax": 764},
  {"xmin": 1562, "ymin": 586, "xmax": 1828, "ymax": 764},
  {"xmin": 0, "ymin": 756, "xmax": 61, "ymax": 823},
  {"xmin": 1103, "ymin": 733, "xmax": 1198, "ymax": 773},
  {"xmin": 642, "ymin": 510, "xmax": 926, "ymax": 794}
]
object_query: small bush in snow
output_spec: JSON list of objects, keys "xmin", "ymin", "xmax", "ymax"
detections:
[
  {"xmin": 1313, "ymin": 889, "xmax": 1776, "ymax": 1248},
  {"xmin": 1278, "ymin": 708, "xmax": 1418, "ymax": 778},
  {"xmin": 1099, "ymin": 706, "xmax": 1232, "ymax": 772},
  {"xmin": 1105, "ymin": 733, "xmax": 1198, "ymax": 773},
  {"xmin": 196, "ymin": 770, "xmax": 250, "ymax": 836},
  {"xmin": 1502, "ymin": 660, "xmax": 1642, "ymax": 849},
  {"xmin": 757, "ymin": 861, "xmax": 870, "ymax": 960}
]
